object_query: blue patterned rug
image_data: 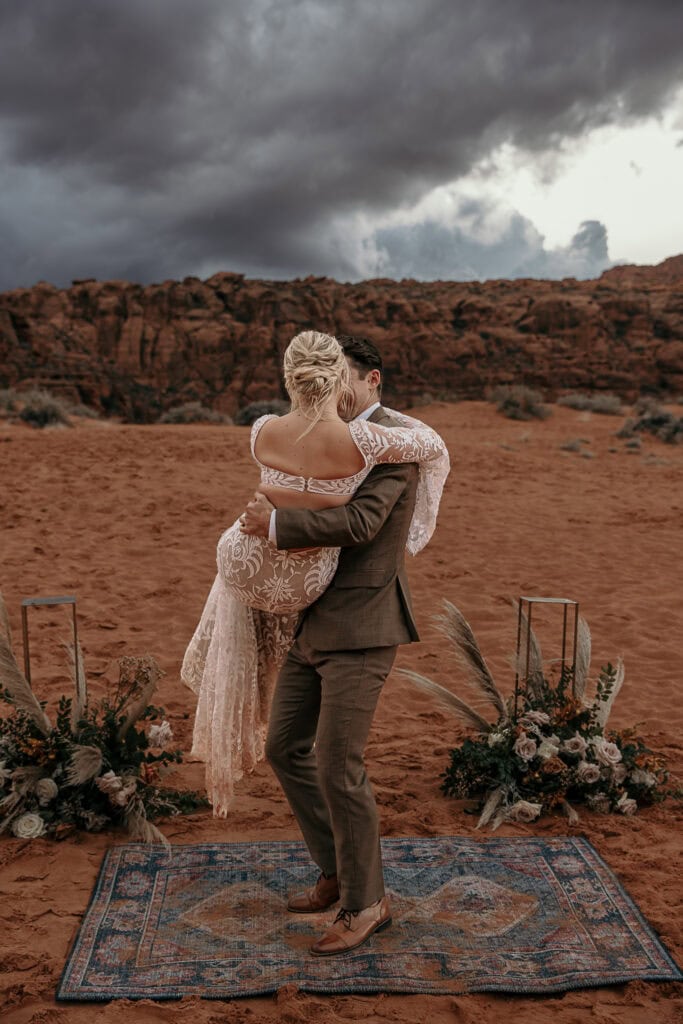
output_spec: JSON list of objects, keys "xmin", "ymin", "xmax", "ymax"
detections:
[{"xmin": 57, "ymin": 836, "xmax": 681, "ymax": 1000}]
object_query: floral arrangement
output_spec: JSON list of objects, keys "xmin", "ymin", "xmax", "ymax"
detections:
[
  {"xmin": 0, "ymin": 597, "xmax": 206, "ymax": 842},
  {"xmin": 401, "ymin": 600, "xmax": 671, "ymax": 829}
]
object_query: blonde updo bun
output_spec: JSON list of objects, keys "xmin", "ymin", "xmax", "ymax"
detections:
[{"xmin": 283, "ymin": 331, "xmax": 352, "ymax": 430}]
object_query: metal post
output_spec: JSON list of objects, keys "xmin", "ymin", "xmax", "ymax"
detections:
[
  {"xmin": 20, "ymin": 596, "xmax": 85, "ymax": 706},
  {"xmin": 514, "ymin": 599, "xmax": 523, "ymax": 720},
  {"xmin": 515, "ymin": 596, "xmax": 579, "ymax": 699}
]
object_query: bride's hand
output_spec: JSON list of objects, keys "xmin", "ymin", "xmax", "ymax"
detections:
[{"xmin": 240, "ymin": 492, "xmax": 275, "ymax": 538}]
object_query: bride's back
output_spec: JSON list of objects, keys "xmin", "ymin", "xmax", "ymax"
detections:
[{"xmin": 254, "ymin": 413, "xmax": 364, "ymax": 481}]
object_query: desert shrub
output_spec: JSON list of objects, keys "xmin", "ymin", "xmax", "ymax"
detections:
[
  {"xmin": 68, "ymin": 403, "xmax": 101, "ymax": 419},
  {"xmin": 617, "ymin": 402, "xmax": 683, "ymax": 445},
  {"xmin": 487, "ymin": 385, "xmax": 550, "ymax": 421},
  {"xmin": 159, "ymin": 401, "xmax": 232, "ymax": 425},
  {"xmin": 0, "ymin": 388, "xmax": 18, "ymax": 412},
  {"xmin": 18, "ymin": 389, "xmax": 72, "ymax": 428},
  {"xmin": 559, "ymin": 438, "xmax": 583, "ymax": 452},
  {"xmin": 557, "ymin": 392, "xmax": 623, "ymax": 415},
  {"xmin": 633, "ymin": 396, "xmax": 664, "ymax": 416},
  {"xmin": 235, "ymin": 399, "xmax": 290, "ymax": 426}
]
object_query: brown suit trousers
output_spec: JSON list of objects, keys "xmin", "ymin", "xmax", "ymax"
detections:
[{"xmin": 265, "ymin": 408, "xmax": 418, "ymax": 909}]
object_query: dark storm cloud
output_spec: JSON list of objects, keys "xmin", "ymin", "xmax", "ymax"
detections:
[{"xmin": 0, "ymin": 0, "xmax": 682, "ymax": 289}]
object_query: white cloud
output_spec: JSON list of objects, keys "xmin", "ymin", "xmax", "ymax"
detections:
[{"xmin": 463, "ymin": 86, "xmax": 683, "ymax": 266}]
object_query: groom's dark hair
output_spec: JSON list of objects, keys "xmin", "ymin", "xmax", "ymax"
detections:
[{"xmin": 337, "ymin": 335, "xmax": 383, "ymax": 378}]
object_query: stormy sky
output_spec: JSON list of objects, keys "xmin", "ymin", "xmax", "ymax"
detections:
[{"xmin": 0, "ymin": 0, "xmax": 682, "ymax": 291}]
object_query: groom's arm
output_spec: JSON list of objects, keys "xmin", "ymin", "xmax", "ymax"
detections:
[{"xmin": 274, "ymin": 462, "xmax": 417, "ymax": 549}]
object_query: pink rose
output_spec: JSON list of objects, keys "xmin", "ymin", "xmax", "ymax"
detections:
[
  {"xmin": 593, "ymin": 739, "xmax": 622, "ymax": 768},
  {"xmin": 577, "ymin": 761, "xmax": 601, "ymax": 784},
  {"xmin": 507, "ymin": 800, "xmax": 542, "ymax": 823},
  {"xmin": 562, "ymin": 734, "xmax": 588, "ymax": 757},
  {"xmin": 513, "ymin": 734, "xmax": 537, "ymax": 762}
]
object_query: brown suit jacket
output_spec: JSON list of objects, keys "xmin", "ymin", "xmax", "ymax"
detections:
[{"xmin": 275, "ymin": 406, "xmax": 419, "ymax": 651}]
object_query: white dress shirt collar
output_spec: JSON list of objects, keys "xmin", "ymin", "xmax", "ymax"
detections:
[{"xmin": 355, "ymin": 400, "xmax": 381, "ymax": 421}]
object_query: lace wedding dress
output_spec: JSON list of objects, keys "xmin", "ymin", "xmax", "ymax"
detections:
[{"xmin": 181, "ymin": 410, "xmax": 450, "ymax": 815}]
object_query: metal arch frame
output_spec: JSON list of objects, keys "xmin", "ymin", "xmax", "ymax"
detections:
[
  {"xmin": 513, "ymin": 595, "xmax": 579, "ymax": 719},
  {"xmin": 20, "ymin": 595, "xmax": 86, "ymax": 709}
]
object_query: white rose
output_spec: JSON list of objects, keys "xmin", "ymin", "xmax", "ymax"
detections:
[
  {"xmin": 631, "ymin": 769, "xmax": 656, "ymax": 788},
  {"xmin": 487, "ymin": 731, "xmax": 505, "ymax": 748},
  {"xmin": 537, "ymin": 739, "xmax": 560, "ymax": 760},
  {"xmin": 111, "ymin": 781, "xmax": 137, "ymax": 808},
  {"xmin": 35, "ymin": 777, "xmax": 59, "ymax": 806},
  {"xmin": 12, "ymin": 812, "xmax": 47, "ymax": 839},
  {"xmin": 148, "ymin": 720, "xmax": 174, "ymax": 749},
  {"xmin": 562, "ymin": 734, "xmax": 588, "ymax": 757},
  {"xmin": 577, "ymin": 761, "xmax": 601, "ymax": 784},
  {"xmin": 617, "ymin": 792, "xmax": 637, "ymax": 816},
  {"xmin": 507, "ymin": 800, "xmax": 542, "ymax": 823},
  {"xmin": 513, "ymin": 734, "xmax": 537, "ymax": 762},
  {"xmin": 593, "ymin": 739, "xmax": 622, "ymax": 767},
  {"xmin": 611, "ymin": 764, "xmax": 628, "ymax": 784},
  {"xmin": 96, "ymin": 770, "xmax": 123, "ymax": 796}
]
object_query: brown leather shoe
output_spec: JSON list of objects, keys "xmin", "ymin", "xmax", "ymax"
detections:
[
  {"xmin": 309, "ymin": 896, "xmax": 392, "ymax": 956},
  {"xmin": 287, "ymin": 873, "xmax": 340, "ymax": 913}
]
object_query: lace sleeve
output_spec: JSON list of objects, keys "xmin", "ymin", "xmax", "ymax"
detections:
[
  {"xmin": 348, "ymin": 415, "xmax": 446, "ymax": 466},
  {"xmin": 348, "ymin": 412, "xmax": 450, "ymax": 555}
]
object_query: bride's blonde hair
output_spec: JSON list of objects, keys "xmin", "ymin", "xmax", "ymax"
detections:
[{"xmin": 283, "ymin": 331, "xmax": 353, "ymax": 433}]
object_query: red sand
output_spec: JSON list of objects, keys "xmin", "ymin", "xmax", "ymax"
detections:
[{"xmin": 1, "ymin": 402, "xmax": 681, "ymax": 1023}]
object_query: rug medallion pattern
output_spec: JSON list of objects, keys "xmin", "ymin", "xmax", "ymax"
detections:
[{"xmin": 58, "ymin": 836, "xmax": 681, "ymax": 1000}]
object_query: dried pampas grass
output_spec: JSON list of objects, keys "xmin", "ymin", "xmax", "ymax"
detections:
[
  {"xmin": 562, "ymin": 799, "xmax": 580, "ymax": 825},
  {"xmin": 397, "ymin": 669, "xmax": 492, "ymax": 733},
  {"xmin": 66, "ymin": 745, "xmax": 103, "ymax": 786},
  {"xmin": 435, "ymin": 600, "xmax": 508, "ymax": 720},
  {"xmin": 0, "ymin": 590, "xmax": 12, "ymax": 648},
  {"xmin": 0, "ymin": 633, "xmax": 52, "ymax": 736},
  {"xmin": 116, "ymin": 656, "xmax": 163, "ymax": 740},
  {"xmin": 11, "ymin": 765, "xmax": 44, "ymax": 795},
  {"xmin": 125, "ymin": 798, "xmax": 170, "ymax": 847},
  {"xmin": 572, "ymin": 615, "xmax": 592, "ymax": 700},
  {"xmin": 63, "ymin": 639, "xmax": 88, "ymax": 728},
  {"xmin": 476, "ymin": 786, "xmax": 506, "ymax": 829}
]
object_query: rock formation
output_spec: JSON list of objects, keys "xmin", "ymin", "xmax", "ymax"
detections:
[{"xmin": 1, "ymin": 256, "xmax": 682, "ymax": 421}]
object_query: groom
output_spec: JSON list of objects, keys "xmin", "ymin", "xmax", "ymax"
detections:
[{"xmin": 241, "ymin": 335, "xmax": 419, "ymax": 956}]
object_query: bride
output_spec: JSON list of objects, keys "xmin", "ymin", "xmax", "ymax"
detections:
[{"xmin": 181, "ymin": 331, "xmax": 449, "ymax": 814}]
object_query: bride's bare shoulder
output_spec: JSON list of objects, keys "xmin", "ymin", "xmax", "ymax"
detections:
[{"xmin": 253, "ymin": 412, "xmax": 299, "ymax": 443}]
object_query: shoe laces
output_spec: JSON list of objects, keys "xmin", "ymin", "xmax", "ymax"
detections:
[{"xmin": 334, "ymin": 907, "xmax": 358, "ymax": 929}]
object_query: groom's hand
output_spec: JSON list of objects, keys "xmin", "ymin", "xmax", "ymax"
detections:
[{"xmin": 240, "ymin": 491, "xmax": 275, "ymax": 537}]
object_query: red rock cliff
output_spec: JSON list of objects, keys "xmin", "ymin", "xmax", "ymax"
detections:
[{"xmin": 1, "ymin": 256, "xmax": 682, "ymax": 420}]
